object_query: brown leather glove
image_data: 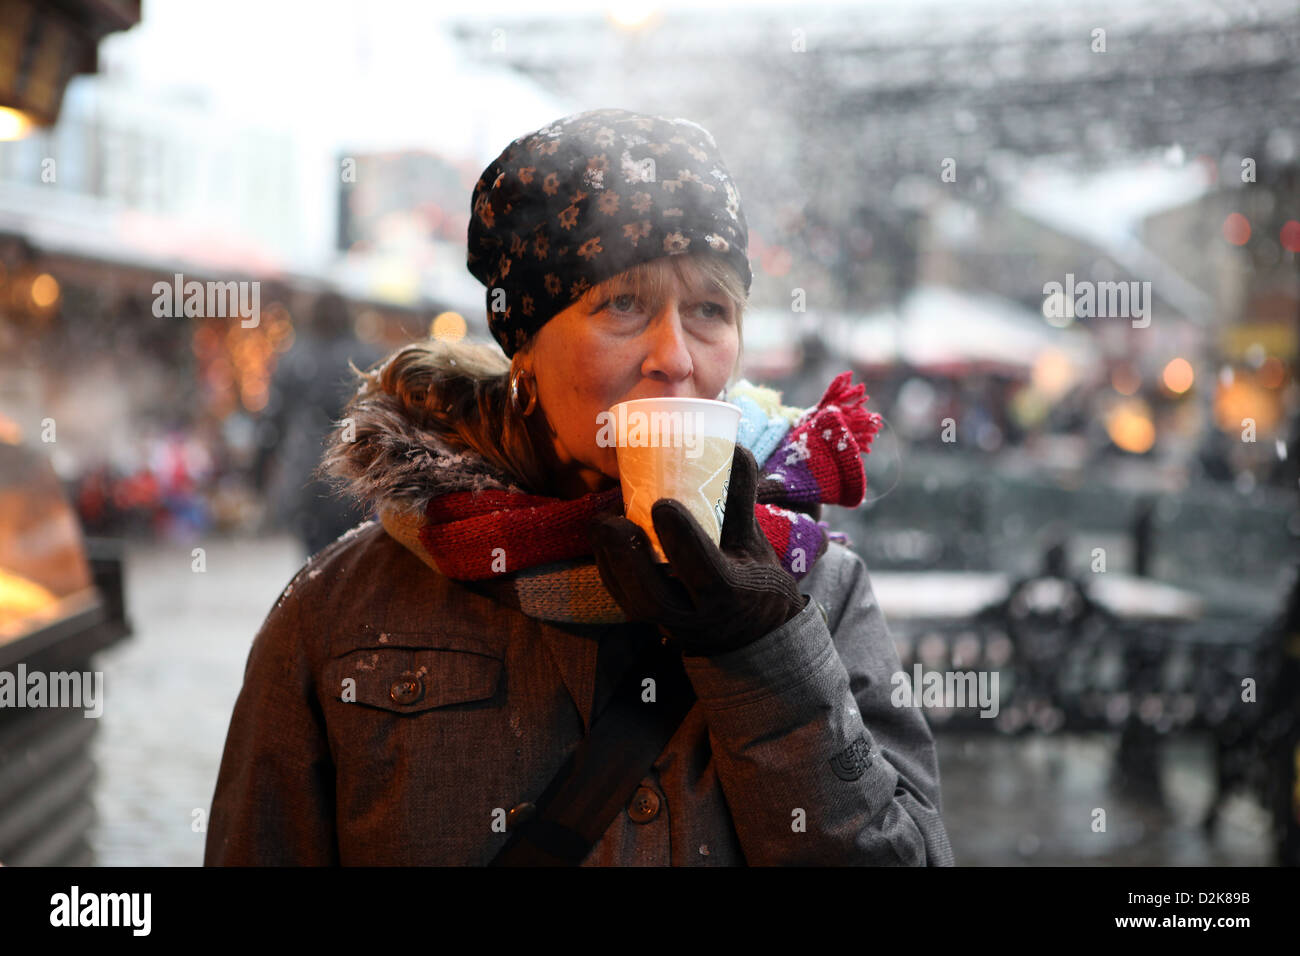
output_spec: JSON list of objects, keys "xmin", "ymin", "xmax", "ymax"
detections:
[{"xmin": 587, "ymin": 444, "xmax": 809, "ymax": 657}]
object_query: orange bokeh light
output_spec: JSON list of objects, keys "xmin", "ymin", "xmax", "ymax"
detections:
[
  {"xmin": 1162, "ymin": 358, "xmax": 1194, "ymax": 394},
  {"xmin": 1214, "ymin": 379, "xmax": 1280, "ymax": 434},
  {"xmin": 431, "ymin": 311, "xmax": 466, "ymax": 342},
  {"xmin": 1106, "ymin": 400, "xmax": 1156, "ymax": 454},
  {"xmin": 30, "ymin": 273, "xmax": 60, "ymax": 308}
]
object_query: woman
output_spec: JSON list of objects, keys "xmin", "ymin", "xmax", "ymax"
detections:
[{"xmin": 204, "ymin": 108, "xmax": 954, "ymax": 866}]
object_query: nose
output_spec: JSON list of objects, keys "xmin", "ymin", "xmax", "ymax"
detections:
[{"xmin": 640, "ymin": 304, "xmax": 694, "ymax": 386}]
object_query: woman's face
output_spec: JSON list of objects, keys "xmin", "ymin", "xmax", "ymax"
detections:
[{"xmin": 522, "ymin": 257, "xmax": 741, "ymax": 496}]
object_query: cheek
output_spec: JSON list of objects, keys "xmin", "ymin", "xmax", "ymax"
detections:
[
  {"xmin": 571, "ymin": 368, "xmax": 627, "ymax": 447},
  {"xmin": 569, "ymin": 339, "xmax": 635, "ymax": 406},
  {"xmin": 580, "ymin": 353, "xmax": 638, "ymax": 470},
  {"xmin": 539, "ymin": 345, "xmax": 626, "ymax": 449},
  {"xmin": 702, "ymin": 332, "xmax": 740, "ymax": 389}
]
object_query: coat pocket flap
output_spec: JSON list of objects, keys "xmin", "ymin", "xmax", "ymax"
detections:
[
  {"xmin": 330, "ymin": 626, "xmax": 501, "ymax": 657},
  {"xmin": 324, "ymin": 647, "xmax": 502, "ymax": 713}
]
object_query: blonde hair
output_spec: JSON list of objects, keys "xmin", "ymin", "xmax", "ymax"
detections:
[{"xmin": 321, "ymin": 253, "xmax": 747, "ymax": 499}]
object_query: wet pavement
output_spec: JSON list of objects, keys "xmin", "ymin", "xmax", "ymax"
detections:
[
  {"xmin": 87, "ymin": 534, "xmax": 1276, "ymax": 866},
  {"xmin": 89, "ymin": 533, "xmax": 306, "ymax": 867},
  {"xmin": 934, "ymin": 733, "xmax": 1273, "ymax": 865}
]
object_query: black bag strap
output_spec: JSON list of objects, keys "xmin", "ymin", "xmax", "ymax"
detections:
[{"xmin": 489, "ymin": 630, "xmax": 696, "ymax": 866}]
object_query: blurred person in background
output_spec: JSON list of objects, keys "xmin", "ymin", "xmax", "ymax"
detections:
[{"xmin": 255, "ymin": 291, "xmax": 383, "ymax": 557}]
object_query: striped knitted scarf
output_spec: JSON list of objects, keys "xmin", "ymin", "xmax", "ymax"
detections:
[{"xmin": 379, "ymin": 372, "xmax": 883, "ymax": 624}]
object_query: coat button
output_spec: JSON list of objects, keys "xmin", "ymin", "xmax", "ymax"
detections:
[
  {"xmin": 626, "ymin": 786, "xmax": 660, "ymax": 824},
  {"xmin": 506, "ymin": 802, "xmax": 536, "ymax": 830},
  {"xmin": 390, "ymin": 675, "xmax": 423, "ymax": 705}
]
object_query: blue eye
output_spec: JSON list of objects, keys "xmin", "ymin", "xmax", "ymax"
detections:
[{"xmin": 608, "ymin": 294, "xmax": 638, "ymax": 313}]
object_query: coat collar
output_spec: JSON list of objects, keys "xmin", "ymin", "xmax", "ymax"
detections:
[{"xmin": 534, "ymin": 618, "xmax": 657, "ymax": 735}]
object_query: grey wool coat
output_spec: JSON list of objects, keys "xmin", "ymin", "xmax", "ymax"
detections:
[{"xmin": 204, "ymin": 511, "xmax": 956, "ymax": 866}]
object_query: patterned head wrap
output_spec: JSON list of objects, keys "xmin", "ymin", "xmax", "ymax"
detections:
[{"xmin": 466, "ymin": 108, "xmax": 751, "ymax": 358}]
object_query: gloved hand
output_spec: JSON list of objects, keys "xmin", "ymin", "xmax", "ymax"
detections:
[{"xmin": 587, "ymin": 444, "xmax": 809, "ymax": 657}]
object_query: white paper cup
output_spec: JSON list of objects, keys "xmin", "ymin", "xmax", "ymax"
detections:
[{"xmin": 606, "ymin": 397, "xmax": 742, "ymax": 563}]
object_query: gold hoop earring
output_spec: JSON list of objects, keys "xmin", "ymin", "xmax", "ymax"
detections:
[{"xmin": 510, "ymin": 367, "xmax": 538, "ymax": 417}]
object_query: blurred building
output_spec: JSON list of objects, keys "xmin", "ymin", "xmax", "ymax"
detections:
[{"xmin": 0, "ymin": 2, "xmax": 574, "ymax": 536}]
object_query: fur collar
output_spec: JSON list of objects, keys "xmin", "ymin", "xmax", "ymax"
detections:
[{"xmin": 316, "ymin": 384, "xmax": 526, "ymax": 519}]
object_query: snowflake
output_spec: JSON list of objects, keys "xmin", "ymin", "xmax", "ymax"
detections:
[{"xmin": 336, "ymin": 519, "xmax": 377, "ymax": 544}]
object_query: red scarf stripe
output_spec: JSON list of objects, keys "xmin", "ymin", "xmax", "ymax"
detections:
[
  {"xmin": 425, "ymin": 489, "xmax": 564, "ymax": 522},
  {"xmin": 419, "ymin": 487, "xmax": 622, "ymax": 578}
]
